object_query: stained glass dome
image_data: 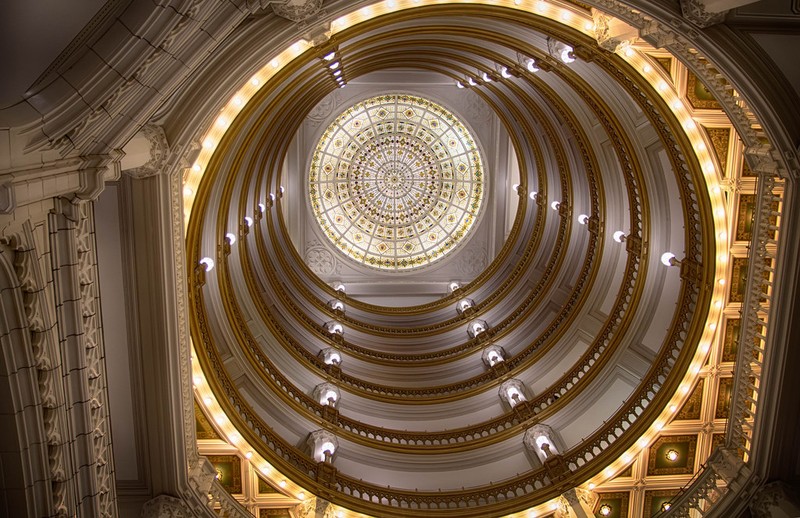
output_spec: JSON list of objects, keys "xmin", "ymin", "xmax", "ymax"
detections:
[{"xmin": 308, "ymin": 94, "xmax": 485, "ymax": 270}]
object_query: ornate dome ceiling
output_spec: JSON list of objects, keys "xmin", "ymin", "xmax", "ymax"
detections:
[
  {"xmin": 309, "ymin": 93, "xmax": 485, "ymax": 270},
  {"xmin": 179, "ymin": 1, "xmax": 778, "ymax": 517}
]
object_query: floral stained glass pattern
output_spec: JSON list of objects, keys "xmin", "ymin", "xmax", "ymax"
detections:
[{"xmin": 309, "ymin": 94, "xmax": 485, "ymax": 270}]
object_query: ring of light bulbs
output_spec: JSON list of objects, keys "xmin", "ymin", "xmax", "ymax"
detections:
[{"xmin": 188, "ymin": 1, "xmax": 730, "ymax": 516}]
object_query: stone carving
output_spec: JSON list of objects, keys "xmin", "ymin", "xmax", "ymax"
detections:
[
  {"xmin": 463, "ymin": 90, "xmax": 492, "ymax": 123},
  {"xmin": 2, "ymin": 229, "xmax": 70, "ymax": 516},
  {"xmin": 298, "ymin": 496, "xmax": 334, "ymax": 517},
  {"xmin": 457, "ymin": 246, "xmax": 487, "ymax": 275},
  {"xmin": 272, "ymin": 0, "xmax": 323, "ymax": 23},
  {"xmin": 141, "ymin": 494, "xmax": 192, "ymax": 517},
  {"xmin": 591, "ymin": 8, "xmax": 638, "ymax": 52},
  {"xmin": 307, "ymin": 93, "xmax": 337, "ymax": 126},
  {"xmin": 679, "ymin": 0, "xmax": 728, "ymax": 28},
  {"xmin": 306, "ymin": 246, "xmax": 336, "ymax": 275},
  {"xmin": 124, "ymin": 124, "xmax": 170, "ymax": 179},
  {"xmin": 751, "ymin": 481, "xmax": 800, "ymax": 518}
]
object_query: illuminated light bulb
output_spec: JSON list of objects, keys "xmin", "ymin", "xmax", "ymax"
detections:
[
  {"xmin": 693, "ymin": 365, "xmax": 701, "ymax": 374},
  {"xmin": 279, "ymin": 480, "xmax": 287, "ymax": 488},
  {"xmin": 297, "ymin": 492, "xmax": 306, "ymax": 500},
  {"xmin": 672, "ymin": 99, "xmax": 682, "ymax": 110},
  {"xmin": 682, "ymin": 384, "xmax": 690, "ymax": 393},
  {"xmin": 270, "ymin": 193, "xmax": 276, "ymax": 202},
  {"xmin": 560, "ymin": 48, "xmax": 575, "ymax": 64},
  {"xmin": 701, "ymin": 342, "xmax": 710, "ymax": 353},
  {"xmin": 199, "ymin": 257, "xmax": 215, "ymax": 272},
  {"xmin": 588, "ymin": 483, "xmax": 596, "ymax": 490},
  {"xmin": 225, "ymin": 233, "xmax": 236, "ymax": 245},
  {"xmin": 183, "ymin": 186, "xmax": 193, "ymax": 196},
  {"xmin": 536, "ymin": 1, "xmax": 546, "ymax": 11},
  {"xmin": 704, "ymin": 162, "xmax": 715, "ymax": 174},
  {"xmin": 333, "ymin": 69, "xmax": 342, "ymax": 77},
  {"xmin": 713, "ymin": 186, "xmax": 721, "ymax": 194},
  {"xmin": 515, "ymin": 0, "xmax": 521, "ymax": 4},
  {"xmin": 715, "ymin": 300, "xmax": 723, "ymax": 309},
  {"xmin": 670, "ymin": 404, "xmax": 677, "ymax": 412},
  {"xmin": 214, "ymin": 415, "xmax": 224, "ymax": 424},
  {"xmin": 202, "ymin": 138, "xmax": 214, "ymax": 149},
  {"xmin": 193, "ymin": 376, "xmax": 201, "ymax": 385},
  {"xmin": 719, "ymin": 278, "xmax": 726, "ymax": 285},
  {"xmin": 624, "ymin": 46, "xmax": 634, "ymax": 57},
  {"xmin": 271, "ymin": 58, "xmax": 279, "ymax": 68},
  {"xmin": 530, "ymin": 191, "xmax": 538, "ymax": 200},
  {"xmin": 501, "ymin": 66, "xmax": 512, "ymax": 78},
  {"xmin": 203, "ymin": 396, "xmax": 212, "ymax": 405},
  {"xmin": 323, "ymin": 51, "xmax": 336, "ymax": 61},
  {"xmin": 599, "ymin": 504, "xmax": 612, "ymax": 516},
  {"xmin": 718, "ymin": 231, "xmax": 727, "ymax": 240},
  {"xmin": 560, "ymin": 10, "xmax": 570, "ymax": 21},
  {"xmin": 709, "ymin": 323, "xmax": 717, "ymax": 331},
  {"xmin": 578, "ymin": 214, "xmax": 589, "ymax": 224},
  {"xmin": 258, "ymin": 203, "xmax": 266, "ymax": 213},
  {"xmin": 456, "ymin": 81, "xmax": 465, "ymax": 89},
  {"xmin": 662, "ymin": 502, "xmax": 672, "ymax": 511},
  {"xmin": 658, "ymin": 81, "xmax": 668, "ymax": 91},
  {"xmin": 666, "ymin": 449, "xmax": 679, "ymax": 462},
  {"xmin": 622, "ymin": 453, "xmax": 632, "ymax": 463},
  {"xmin": 654, "ymin": 422, "xmax": 664, "ymax": 431},
  {"xmin": 251, "ymin": 78, "xmax": 260, "ymax": 86},
  {"xmin": 661, "ymin": 252, "xmax": 677, "ymax": 266},
  {"xmin": 551, "ymin": 201, "xmax": 560, "ymax": 211},
  {"xmin": 329, "ymin": 61, "xmax": 340, "ymax": 70},
  {"xmin": 244, "ymin": 216, "xmax": 254, "ymax": 227},
  {"xmin": 613, "ymin": 230, "xmax": 626, "ymax": 243},
  {"xmin": 584, "ymin": 21, "xmax": 594, "ymax": 31},
  {"xmin": 512, "ymin": 183, "xmax": 519, "ymax": 191},
  {"xmin": 387, "ymin": 0, "xmax": 396, "ymax": 7},
  {"xmin": 550, "ymin": 502, "xmax": 559, "ymax": 510},
  {"xmin": 261, "ymin": 466, "xmax": 270, "ymax": 474},
  {"xmin": 233, "ymin": 96, "xmax": 243, "ymax": 106},
  {"xmin": 339, "ymin": 83, "xmax": 346, "ymax": 89},
  {"xmin": 643, "ymin": 64, "xmax": 652, "ymax": 73},
  {"xmin": 716, "ymin": 208, "xmax": 725, "ymax": 217},
  {"xmin": 468, "ymin": 77, "xmax": 478, "ymax": 86},
  {"xmin": 192, "ymin": 164, "xmax": 201, "ymax": 172},
  {"xmin": 527, "ymin": 59, "xmax": 539, "ymax": 72},
  {"xmin": 482, "ymin": 72, "xmax": 493, "ymax": 82},
  {"xmin": 229, "ymin": 433, "xmax": 239, "ymax": 443},
  {"xmin": 245, "ymin": 451, "xmax": 253, "ymax": 459},
  {"xmin": 697, "ymin": 142, "xmax": 707, "ymax": 151}
]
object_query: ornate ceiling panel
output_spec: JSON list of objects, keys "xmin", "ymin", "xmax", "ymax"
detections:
[{"xmin": 309, "ymin": 94, "xmax": 484, "ymax": 270}]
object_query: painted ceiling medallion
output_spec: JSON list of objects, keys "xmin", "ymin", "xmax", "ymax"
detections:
[{"xmin": 309, "ymin": 94, "xmax": 485, "ymax": 270}]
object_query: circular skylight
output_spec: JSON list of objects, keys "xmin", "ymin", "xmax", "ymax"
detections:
[{"xmin": 309, "ymin": 94, "xmax": 485, "ymax": 270}]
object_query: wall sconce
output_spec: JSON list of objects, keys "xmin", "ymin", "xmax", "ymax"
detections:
[
  {"xmin": 499, "ymin": 378, "xmax": 528, "ymax": 408},
  {"xmin": 481, "ymin": 345, "xmax": 506, "ymax": 367},
  {"xmin": 308, "ymin": 429, "xmax": 339, "ymax": 463},
  {"xmin": 320, "ymin": 348, "xmax": 342, "ymax": 366},
  {"xmin": 314, "ymin": 383, "xmax": 341, "ymax": 407}
]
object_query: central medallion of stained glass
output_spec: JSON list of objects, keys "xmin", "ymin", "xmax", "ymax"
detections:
[{"xmin": 309, "ymin": 94, "xmax": 485, "ymax": 270}]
